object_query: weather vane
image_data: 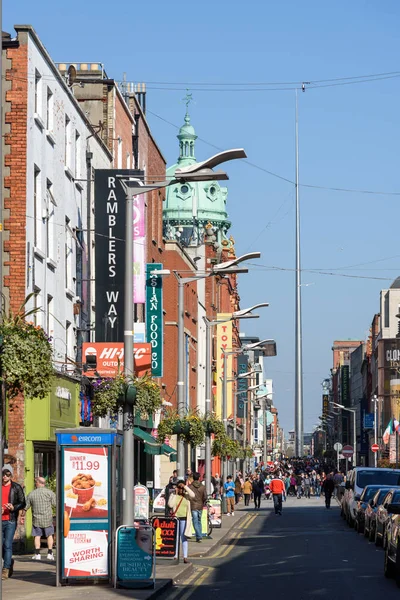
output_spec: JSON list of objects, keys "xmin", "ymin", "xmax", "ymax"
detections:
[{"xmin": 183, "ymin": 89, "xmax": 193, "ymax": 110}]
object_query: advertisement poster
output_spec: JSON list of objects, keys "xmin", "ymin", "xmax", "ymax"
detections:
[
  {"xmin": 117, "ymin": 526, "xmax": 153, "ymax": 582},
  {"xmin": 208, "ymin": 499, "xmax": 222, "ymax": 528},
  {"xmin": 152, "ymin": 516, "xmax": 178, "ymax": 559},
  {"xmin": 134, "ymin": 485, "xmax": 149, "ymax": 521},
  {"xmin": 152, "ymin": 488, "xmax": 165, "ymax": 513},
  {"xmin": 64, "ymin": 530, "xmax": 108, "ymax": 577},
  {"xmin": 63, "ymin": 447, "xmax": 109, "ymax": 519}
]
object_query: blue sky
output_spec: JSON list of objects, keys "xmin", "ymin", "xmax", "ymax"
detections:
[{"xmin": 5, "ymin": 1, "xmax": 400, "ymax": 435}]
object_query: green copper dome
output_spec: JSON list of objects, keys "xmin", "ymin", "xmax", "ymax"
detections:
[{"xmin": 163, "ymin": 106, "xmax": 231, "ymax": 247}]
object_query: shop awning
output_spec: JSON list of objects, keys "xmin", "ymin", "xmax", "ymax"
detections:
[{"xmin": 133, "ymin": 427, "xmax": 176, "ymax": 459}]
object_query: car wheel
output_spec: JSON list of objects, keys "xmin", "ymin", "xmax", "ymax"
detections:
[
  {"xmin": 384, "ymin": 547, "xmax": 396, "ymax": 578},
  {"xmin": 376, "ymin": 527, "xmax": 382, "ymax": 547},
  {"xmin": 369, "ymin": 523, "xmax": 375, "ymax": 542},
  {"xmin": 395, "ymin": 548, "xmax": 400, "ymax": 588}
]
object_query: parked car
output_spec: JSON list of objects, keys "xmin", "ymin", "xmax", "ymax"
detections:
[
  {"xmin": 375, "ymin": 488, "xmax": 400, "ymax": 548},
  {"xmin": 383, "ymin": 502, "xmax": 400, "ymax": 585},
  {"xmin": 364, "ymin": 488, "xmax": 393, "ymax": 541},
  {"xmin": 342, "ymin": 467, "xmax": 400, "ymax": 527},
  {"xmin": 354, "ymin": 485, "xmax": 386, "ymax": 534}
]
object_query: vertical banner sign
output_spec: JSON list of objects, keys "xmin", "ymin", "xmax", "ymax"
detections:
[
  {"xmin": 322, "ymin": 394, "xmax": 329, "ymax": 418},
  {"xmin": 237, "ymin": 354, "xmax": 248, "ymax": 419},
  {"xmin": 146, "ymin": 264, "xmax": 163, "ymax": 377},
  {"xmin": 134, "ymin": 194, "xmax": 146, "ymax": 304},
  {"xmin": 216, "ymin": 314, "xmax": 233, "ymax": 419},
  {"xmin": 390, "ymin": 379, "xmax": 400, "ymax": 422},
  {"xmin": 341, "ymin": 365, "xmax": 350, "ymax": 406},
  {"xmin": 94, "ymin": 169, "xmax": 144, "ymax": 342}
]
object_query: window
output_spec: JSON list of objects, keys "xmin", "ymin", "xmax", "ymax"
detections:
[
  {"xmin": 33, "ymin": 165, "xmax": 42, "ymax": 248},
  {"xmin": 65, "ymin": 115, "xmax": 71, "ymax": 168},
  {"xmin": 117, "ymin": 137, "xmax": 122, "ymax": 168},
  {"xmin": 75, "ymin": 130, "xmax": 81, "ymax": 178},
  {"xmin": 65, "ymin": 320, "xmax": 72, "ymax": 362},
  {"xmin": 65, "ymin": 217, "xmax": 73, "ymax": 292},
  {"xmin": 46, "ymin": 180, "xmax": 56, "ymax": 262},
  {"xmin": 126, "ymin": 152, "xmax": 130, "ymax": 169},
  {"xmin": 47, "ymin": 295, "xmax": 53, "ymax": 337},
  {"xmin": 46, "ymin": 87, "xmax": 53, "ymax": 131},
  {"xmin": 34, "ymin": 69, "xmax": 42, "ymax": 115},
  {"xmin": 33, "ymin": 286, "xmax": 42, "ymax": 328}
]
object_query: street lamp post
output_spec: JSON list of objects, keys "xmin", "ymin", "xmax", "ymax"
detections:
[
  {"xmin": 117, "ymin": 147, "xmax": 247, "ymax": 524},
  {"xmin": 333, "ymin": 402, "xmax": 356, "ymax": 468},
  {"xmin": 371, "ymin": 395, "xmax": 383, "ymax": 468}
]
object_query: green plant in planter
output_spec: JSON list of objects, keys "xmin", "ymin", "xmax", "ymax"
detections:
[
  {"xmin": 203, "ymin": 413, "xmax": 225, "ymax": 436},
  {"xmin": 157, "ymin": 410, "xmax": 180, "ymax": 443},
  {"xmin": 182, "ymin": 412, "xmax": 205, "ymax": 447},
  {"xmin": 212, "ymin": 433, "xmax": 237, "ymax": 458},
  {"xmin": 0, "ymin": 293, "xmax": 54, "ymax": 400},
  {"xmin": 92, "ymin": 373, "xmax": 127, "ymax": 417},
  {"xmin": 132, "ymin": 372, "xmax": 162, "ymax": 420}
]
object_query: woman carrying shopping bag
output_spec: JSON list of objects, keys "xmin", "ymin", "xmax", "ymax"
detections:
[{"xmin": 168, "ymin": 478, "xmax": 195, "ymax": 564}]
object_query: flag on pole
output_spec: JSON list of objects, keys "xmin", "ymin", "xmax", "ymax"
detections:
[
  {"xmin": 383, "ymin": 419, "xmax": 393, "ymax": 445},
  {"xmin": 394, "ymin": 419, "xmax": 400, "ymax": 433}
]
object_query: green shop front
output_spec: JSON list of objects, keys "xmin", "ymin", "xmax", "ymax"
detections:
[{"xmin": 24, "ymin": 375, "xmax": 80, "ymax": 542}]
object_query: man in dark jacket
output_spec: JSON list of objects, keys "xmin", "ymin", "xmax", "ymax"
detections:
[
  {"xmin": 252, "ymin": 475, "xmax": 264, "ymax": 510},
  {"xmin": 323, "ymin": 473, "xmax": 335, "ymax": 509},
  {"xmin": 189, "ymin": 472, "xmax": 207, "ymax": 542},
  {"xmin": 2, "ymin": 465, "xmax": 25, "ymax": 580}
]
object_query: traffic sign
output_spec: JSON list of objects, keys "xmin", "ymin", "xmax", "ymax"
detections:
[
  {"xmin": 371, "ymin": 443, "xmax": 379, "ymax": 453},
  {"xmin": 333, "ymin": 442, "xmax": 343, "ymax": 452},
  {"xmin": 342, "ymin": 445, "xmax": 354, "ymax": 457}
]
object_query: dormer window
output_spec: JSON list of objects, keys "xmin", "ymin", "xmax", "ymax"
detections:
[{"xmin": 181, "ymin": 184, "xmax": 189, "ymax": 194}]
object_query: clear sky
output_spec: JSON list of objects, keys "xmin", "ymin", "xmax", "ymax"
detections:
[{"xmin": 4, "ymin": 1, "xmax": 400, "ymax": 436}]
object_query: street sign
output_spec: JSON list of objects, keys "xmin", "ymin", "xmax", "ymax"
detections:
[
  {"xmin": 371, "ymin": 443, "xmax": 379, "ymax": 453},
  {"xmin": 342, "ymin": 445, "xmax": 354, "ymax": 457},
  {"xmin": 333, "ymin": 442, "xmax": 343, "ymax": 452}
]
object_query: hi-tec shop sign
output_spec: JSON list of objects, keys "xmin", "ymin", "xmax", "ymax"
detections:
[
  {"xmin": 82, "ymin": 342, "xmax": 151, "ymax": 378},
  {"xmin": 94, "ymin": 170, "xmax": 145, "ymax": 342},
  {"xmin": 146, "ymin": 264, "xmax": 163, "ymax": 377}
]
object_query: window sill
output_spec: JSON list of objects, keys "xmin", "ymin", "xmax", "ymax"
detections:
[
  {"xmin": 46, "ymin": 130, "xmax": 56, "ymax": 146},
  {"xmin": 34, "ymin": 113, "xmax": 45, "ymax": 130},
  {"xmin": 75, "ymin": 181, "xmax": 84, "ymax": 192},
  {"xmin": 46, "ymin": 258, "xmax": 57, "ymax": 270},
  {"xmin": 65, "ymin": 288, "xmax": 74, "ymax": 299},
  {"xmin": 64, "ymin": 166, "xmax": 74, "ymax": 180},
  {"xmin": 33, "ymin": 247, "xmax": 45, "ymax": 260}
]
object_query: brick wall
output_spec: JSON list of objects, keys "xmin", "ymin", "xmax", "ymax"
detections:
[{"xmin": 3, "ymin": 38, "xmax": 28, "ymax": 483}]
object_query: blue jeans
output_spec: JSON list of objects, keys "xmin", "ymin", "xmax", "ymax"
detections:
[
  {"xmin": 273, "ymin": 494, "xmax": 283, "ymax": 514},
  {"xmin": 192, "ymin": 510, "xmax": 202, "ymax": 540},
  {"xmin": 2, "ymin": 520, "xmax": 16, "ymax": 569}
]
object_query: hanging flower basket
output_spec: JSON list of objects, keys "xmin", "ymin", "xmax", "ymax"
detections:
[
  {"xmin": 0, "ymin": 293, "xmax": 54, "ymax": 400},
  {"xmin": 157, "ymin": 410, "xmax": 205, "ymax": 447},
  {"xmin": 92, "ymin": 371, "xmax": 162, "ymax": 419},
  {"xmin": 203, "ymin": 413, "xmax": 225, "ymax": 435}
]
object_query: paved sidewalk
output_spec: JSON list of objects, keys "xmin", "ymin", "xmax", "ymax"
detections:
[{"xmin": 3, "ymin": 506, "xmax": 248, "ymax": 599}]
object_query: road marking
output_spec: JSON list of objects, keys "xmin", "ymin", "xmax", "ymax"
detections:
[
  {"xmin": 212, "ymin": 531, "xmax": 243, "ymax": 559},
  {"xmin": 168, "ymin": 567, "xmax": 207, "ymax": 600},
  {"xmin": 179, "ymin": 566, "xmax": 214, "ymax": 600},
  {"xmin": 242, "ymin": 514, "xmax": 257, "ymax": 529}
]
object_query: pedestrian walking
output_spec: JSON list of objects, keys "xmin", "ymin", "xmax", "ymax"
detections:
[
  {"xmin": 20, "ymin": 476, "xmax": 56, "ymax": 560},
  {"xmin": 323, "ymin": 474, "xmax": 335, "ymax": 509},
  {"xmin": 252, "ymin": 475, "xmax": 264, "ymax": 510},
  {"xmin": 270, "ymin": 473, "xmax": 286, "ymax": 515},
  {"xmin": 234, "ymin": 476, "xmax": 243, "ymax": 505},
  {"xmin": 2, "ymin": 465, "xmax": 25, "ymax": 580},
  {"xmin": 212, "ymin": 473, "xmax": 222, "ymax": 499},
  {"xmin": 168, "ymin": 478, "xmax": 195, "ymax": 564},
  {"xmin": 303, "ymin": 474, "xmax": 311, "ymax": 499},
  {"xmin": 243, "ymin": 478, "xmax": 252, "ymax": 507},
  {"xmin": 189, "ymin": 472, "xmax": 207, "ymax": 543},
  {"xmin": 224, "ymin": 475, "xmax": 236, "ymax": 516}
]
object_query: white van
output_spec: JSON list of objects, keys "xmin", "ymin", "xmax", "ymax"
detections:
[{"xmin": 342, "ymin": 467, "xmax": 400, "ymax": 526}]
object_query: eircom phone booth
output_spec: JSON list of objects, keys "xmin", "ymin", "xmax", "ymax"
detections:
[{"xmin": 55, "ymin": 428, "xmax": 122, "ymax": 586}]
